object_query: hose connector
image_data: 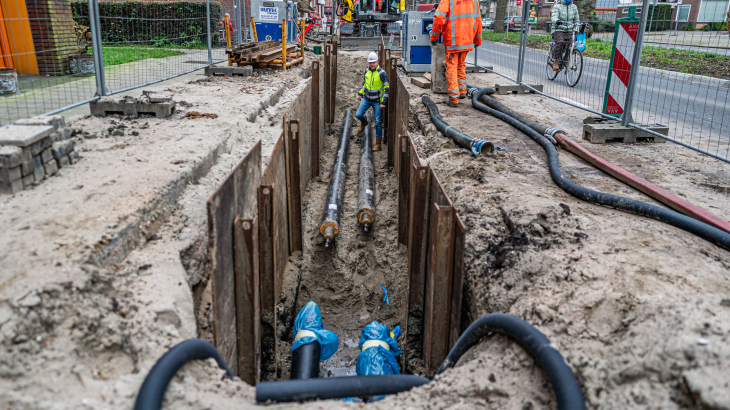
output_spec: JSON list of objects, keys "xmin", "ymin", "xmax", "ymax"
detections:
[
  {"xmin": 466, "ymin": 87, "xmax": 479, "ymax": 98},
  {"xmin": 544, "ymin": 127, "xmax": 564, "ymax": 145},
  {"xmin": 470, "ymin": 139, "xmax": 495, "ymax": 155}
]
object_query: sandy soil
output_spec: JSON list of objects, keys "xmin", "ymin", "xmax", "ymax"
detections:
[{"xmin": 2, "ymin": 47, "xmax": 730, "ymax": 410}]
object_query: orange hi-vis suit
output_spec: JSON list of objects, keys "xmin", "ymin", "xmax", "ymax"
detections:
[{"xmin": 430, "ymin": 0, "xmax": 482, "ymax": 104}]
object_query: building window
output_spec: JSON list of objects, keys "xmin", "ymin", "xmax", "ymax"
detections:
[
  {"xmin": 622, "ymin": 7, "xmax": 628, "ymax": 13},
  {"xmin": 677, "ymin": 4, "xmax": 691, "ymax": 22},
  {"xmin": 698, "ymin": 0, "xmax": 729, "ymax": 22},
  {"xmin": 544, "ymin": 0, "xmax": 554, "ymax": 3}
]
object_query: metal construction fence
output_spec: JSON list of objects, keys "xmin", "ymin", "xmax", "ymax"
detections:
[
  {"xmin": 0, "ymin": 0, "xmax": 231, "ymax": 126},
  {"xmin": 473, "ymin": 0, "xmax": 730, "ymax": 163}
]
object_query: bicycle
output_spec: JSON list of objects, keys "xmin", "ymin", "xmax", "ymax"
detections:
[{"xmin": 546, "ymin": 21, "xmax": 588, "ymax": 87}]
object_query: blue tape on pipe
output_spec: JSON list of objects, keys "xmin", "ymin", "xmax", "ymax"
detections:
[{"xmin": 291, "ymin": 300, "xmax": 339, "ymax": 361}]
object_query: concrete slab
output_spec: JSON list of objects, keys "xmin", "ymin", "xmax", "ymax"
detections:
[
  {"xmin": 205, "ymin": 65, "xmax": 253, "ymax": 77},
  {"xmin": 465, "ymin": 65, "xmax": 492, "ymax": 73},
  {"xmin": 582, "ymin": 121, "xmax": 669, "ymax": 144},
  {"xmin": 0, "ymin": 165, "xmax": 21, "ymax": 183},
  {"xmin": 494, "ymin": 83, "xmax": 544, "ymax": 95},
  {"xmin": 0, "ymin": 179, "xmax": 23, "ymax": 195},
  {"xmin": 90, "ymin": 97, "xmax": 176, "ymax": 118},
  {"xmin": 0, "ymin": 125, "xmax": 54, "ymax": 148},
  {"xmin": 143, "ymin": 90, "xmax": 173, "ymax": 103}
]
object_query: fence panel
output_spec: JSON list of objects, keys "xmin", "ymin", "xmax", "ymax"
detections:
[{"xmin": 481, "ymin": 0, "xmax": 729, "ymax": 162}]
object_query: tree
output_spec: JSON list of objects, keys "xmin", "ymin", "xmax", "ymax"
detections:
[
  {"xmin": 494, "ymin": 0, "xmax": 508, "ymax": 32},
  {"xmin": 576, "ymin": 0, "xmax": 596, "ymax": 35}
]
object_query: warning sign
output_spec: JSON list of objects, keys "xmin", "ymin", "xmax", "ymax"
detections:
[{"xmin": 259, "ymin": 7, "xmax": 278, "ymax": 21}]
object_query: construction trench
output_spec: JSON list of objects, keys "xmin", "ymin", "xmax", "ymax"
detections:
[{"xmin": 1, "ymin": 45, "xmax": 730, "ymax": 410}]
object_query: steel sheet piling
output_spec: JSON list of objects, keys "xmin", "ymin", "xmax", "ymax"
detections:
[
  {"xmin": 357, "ymin": 112, "xmax": 375, "ymax": 231},
  {"xmin": 319, "ymin": 111, "xmax": 353, "ymax": 247}
]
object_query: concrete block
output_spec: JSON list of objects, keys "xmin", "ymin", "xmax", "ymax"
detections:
[
  {"xmin": 22, "ymin": 173, "xmax": 34, "ymax": 189},
  {"xmin": 495, "ymin": 83, "xmax": 544, "ymax": 95},
  {"xmin": 205, "ymin": 65, "xmax": 253, "ymax": 77},
  {"xmin": 58, "ymin": 155, "xmax": 71, "ymax": 168},
  {"xmin": 68, "ymin": 151, "xmax": 80, "ymax": 164},
  {"xmin": 0, "ymin": 125, "xmax": 54, "ymax": 148},
  {"xmin": 430, "ymin": 44, "xmax": 448, "ymax": 94},
  {"xmin": 0, "ymin": 166, "xmax": 22, "ymax": 183},
  {"xmin": 21, "ymin": 156, "xmax": 41, "ymax": 177},
  {"xmin": 411, "ymin": 77, "xmax": 431, "ymax": 88},
  {"xmin": 90, "ymin": 96, "xmax": 176, "ymax": 118},
  {"xmin": 43, "ymin": 159, "xmax": 59, "ymax": 176},
  {"xmin": 41, "ymin": 148, "xmax": 54, "ymax": 164},
  {"xmin": 582, "ymin": 122, "xmax": 669, "ymax": 144},
  {"xmin": 51, "ymin": 140, "xmax": 75, "ymax": 160},
  {"xmin": 0, "ymin": 179, "xmax": 23, "ymax": 195},
  {"xmin": 30, "ymin": 137, "xmax": 52, "ymax": 156},
  {"xmin": 0, "ymin": 146, "xmax": 23, "ymax": 168},
  {"xmin": 32, "ymin": 163, "xmax": 45, "ymax": 183}
]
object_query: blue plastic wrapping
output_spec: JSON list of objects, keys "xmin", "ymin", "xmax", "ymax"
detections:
[
  {"xmin": 356, "ymin": 321, "xmax": 402, "ymax": 376},
  {"xmin": 291, "ymin": 300, "xmax": 339, "ymax": 361}
]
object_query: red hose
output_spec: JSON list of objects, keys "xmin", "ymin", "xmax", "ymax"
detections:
[{"xmin": 555, "ymin": 133, "xmax": 730, "ymax": 235}]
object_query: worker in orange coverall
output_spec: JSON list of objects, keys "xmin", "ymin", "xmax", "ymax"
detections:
[{"xmin": 429, "ymin": 0, "xmax": 482, "ymax": 106}]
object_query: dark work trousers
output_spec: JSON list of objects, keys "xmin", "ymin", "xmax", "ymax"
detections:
[{"xmin": 552, "ymin": 31, "xmax": 572, "ymax": 61}]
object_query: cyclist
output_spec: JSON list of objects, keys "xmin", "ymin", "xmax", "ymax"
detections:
[{"xmin": 550, "ymin": 0, "xmax": 580, "ymax": 71}]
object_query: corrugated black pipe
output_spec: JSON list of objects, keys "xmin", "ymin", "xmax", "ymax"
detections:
[
  {"xmin": 470, "ymin": 88, "xmax": 730, "ymax": 250},
  {"xmin": 420, "ymin": 93, "xmax": 494, "ymax": 155},
  {"xmin": 319, "ymin": 110, "xmax": 352, "ymax": 247},
  {"xmin": 291, "ymin": 341, "xmax": 321, "ymax": 380},
  {"xmin": 437, "ymin": 313, "xmax": 586, "ymax": 410},
  {"xmin": 256, "ymin": 375, "xmax": 430, "ymax": 403},
  {"xmin": 133, "ymin": 339, "xmax": 234, "ymax": 410}
]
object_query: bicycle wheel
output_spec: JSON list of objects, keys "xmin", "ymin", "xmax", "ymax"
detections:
[
  {"xmin": 565, "ymin": 48, "xmax": 583, "ymax": 87},
  {"xmin": 546, "ymin": 49, "xmax": 559, "ymax": 81}
]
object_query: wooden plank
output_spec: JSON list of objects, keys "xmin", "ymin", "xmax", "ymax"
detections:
[
  {"xmin": 258, "ymin": 184, "xmax": 277, "ymax": 380},
  {"xmin": 404, "ymin": 164, "xmax": 431, "ymax": 373},
  {"xmin": 423, "ymin": 72, "xmax": 432, "ymax": 81},
  {"xmin": 284, "ymin": 120, "xmax": 303, "ymax": 253},
  {"xmin": 262, "ymin": 136, "xmax": 289, "ymax": 308},
  {"xmin": 429, "ymin": 168, "xmax": 452, "ymax": 207},
  {"xmin": 234, "ymin": 216, "xmax": 260, "ymax": 385},
  {"xmin": 330, "ymin": 53, "xmax": 337, "ymax": 125},
  {"xmin": 398, "ymin": 135, "xmax": 410, "ymax": 246},
  {"xmin": 422, "ymin": 203, "xmax": 455, "ymax": 377},
  {"xmin": 449, "ymin": 214, "xmax": 465, "ymax": 352},
  {"xmin": 207, "ymin": 141, "xmax": 262, "ymax": 377},
  {"xmin": 311, "ymin": 61, "xmax": 321, "ymax": 177},
  {"xmin": 411, "ymin": 77, "xmax": 431, "ymax": 89},
  {"xmin": 256, "ymin": 44, "xmax": 297, "ymax": 62},
  {"xmin": 324, "ymin": 46, "xmax": 331, "ymax": 124}
]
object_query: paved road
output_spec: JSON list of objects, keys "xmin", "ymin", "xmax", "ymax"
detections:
[{"xmin": 467, "ymin": 41, "xmax": 730, "ymax": 159}]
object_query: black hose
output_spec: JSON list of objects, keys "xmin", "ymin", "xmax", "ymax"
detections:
[
  {"xmin": 420, "ymin": 93, "xmax": 494, "ymax": 155},
  {"xmin": 471, "ymin": 88, "xmax": 730, "ymax": 250},
  {"xmin": 319, "ymin": 110, "xmax": 353, "ymax": 247},
  {"xmin": 437, "ymin": 313, "xmax": 586, "ymax": 410},
  {"xmin": 256, "ymin": 375, "xmax": 430, "ymax": 403},
  {"xmin": 357, "ymin": 111, "xmax": 375, "ymax": 231},
  {"xmin": 291, "ymin": 341, "xmax": 321, "ymax": 380},
  {"xmin": 133, "ymin": 339, "xmax": 234, "ymax": 410}
]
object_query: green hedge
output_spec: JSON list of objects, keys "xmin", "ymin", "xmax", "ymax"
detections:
[
  {"xmin": 645, "ymin": 4, "xmax": 672, "ymax": 31},
  {"xmin": 71, "ymin": 1, "xmax": 222, "ymax": 47}
]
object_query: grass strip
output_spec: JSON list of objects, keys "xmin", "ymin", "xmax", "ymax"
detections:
[
  {"xmin": 90, "ymin": 47, "xmax": 185, "ymax": 67},
  {"xmin": 482, "ymin": 31, "xmax": 730, "ymax": 80}
]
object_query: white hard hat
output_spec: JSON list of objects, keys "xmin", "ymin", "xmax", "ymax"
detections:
[{"xmin": 367, "ymin": 52, "xmax": 379, "ymax": 63}]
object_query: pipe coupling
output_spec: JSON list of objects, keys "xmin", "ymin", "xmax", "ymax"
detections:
[
  {"xmin": 543, "ymin": 127, "xmax": 564, "ymax": 145},
  {"xmin": 466, "ymin": 87, "xmax": 479, "ymax": 98},
  {"xmin": 470, "ymin": 139, "xmax": 495, "ymax": 155}
]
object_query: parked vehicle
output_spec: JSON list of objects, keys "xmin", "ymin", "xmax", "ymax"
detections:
[
  {"xmin": 503, "ymin": 16, "xmax": 522, "ymax": 31},
  {"xmin": 482, "ymin": 18, "xmax": 493, "ymax": 30}
]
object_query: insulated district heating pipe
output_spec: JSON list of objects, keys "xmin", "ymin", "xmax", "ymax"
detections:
[
  {"xmin": 468, "ymin": 87, "xmax": 730, "ymax": 235},
  {"xmin": 357, "ymin": 111, "xmax": 375, "ymax": 231},
  {"xmin": 133, "ymin": 339, "xmax": 234, "ymax": 410},
  {"xmin": 136, "ymin": 314, "xmax": 586, "ymax": 410},
  {"xmin": 469, "ymin": 87, "xmax": 730, "ymax": 251},
  {"xmin": 319, "ymin": 110, "xmax": 352, "ymax": 247},
  {"xmin": 290, "ymin": 341, "xmax": 321, "ymax": 380},
  {"xmin": 420, "ymin": 93, "xmax": 495, "ymax": 155}
]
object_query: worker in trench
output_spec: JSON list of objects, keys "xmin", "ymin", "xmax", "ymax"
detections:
[
  {"xmin": 429, "ymin": 0, "xmax": 482, "ymax": 106},
  {"xmin": 356, "ymin": 52, "xmax": 389, "ymax": 151}
]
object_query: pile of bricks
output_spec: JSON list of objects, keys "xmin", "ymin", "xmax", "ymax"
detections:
[{"xmin": 0, "ymin": 116, "xmax": 79, "ymax": 195}]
